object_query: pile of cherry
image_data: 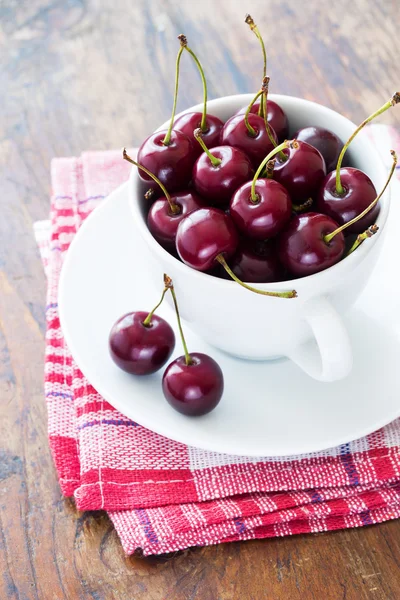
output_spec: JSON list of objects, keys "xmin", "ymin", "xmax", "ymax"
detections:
[{"xmin": 110, "ymin": 15, "xmax": 398, "ymax": 416}]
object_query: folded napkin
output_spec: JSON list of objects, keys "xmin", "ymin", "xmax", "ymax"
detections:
[{"xmin": 35, "ymin": 124, "xmax": 400, "ymax": 556}]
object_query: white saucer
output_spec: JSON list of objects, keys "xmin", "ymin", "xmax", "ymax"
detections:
[{"xmin": 58, "ymin": 182, "xmax": 400, "ymax": 457}]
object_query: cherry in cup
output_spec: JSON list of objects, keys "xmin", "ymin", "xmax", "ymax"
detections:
[
  {"xmin": 109, "ymin": 285, "xmax": 175, "ymax": 375},
  {"xmin": 317, "ymin": 92, "xmax": 400, "ymax": 233},
  {"xmin": 273, "ymin": 139, "xmax": 326, "ymax": 203},
  {"xmin": 136, "ymin": 39, "xmax": 197, "ymax": 192},
  {"xmin": 230, "ymin": 141, "xmax": 292, "ymax": 239},
  {"xmin": 172, "ymin": 35, "xmax": 223, "ymax": 155},
  {"xmin": 162, "ymin": 276, "xmax": 223, "ymax": 416},
  {"xmin": 278, "ymin": 151, "xmax": 397, "ymax": 277},
  {"xmin": 227, "ymin": 239, "xmax": 283, "ymax": 283},
  {"xmin": 294, "ymin": 126, "xmax": 343, "ymax": 173},
  {"xmin": 176, "ymin": 206, "xmax": 297, "ymax": 298},
  {"xmin": 123, "ymin": 149, "xmax": 203, "ymax": 249},
  {"xmin": 221, "ymin": 78, "xmax": 278, "ymax": 169},
  {"xmin": 192, "ymin": 129, "xmax": 254, "ymax": 205}
]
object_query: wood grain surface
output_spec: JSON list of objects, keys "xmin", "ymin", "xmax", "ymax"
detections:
[{"xmin": 1, "ymin": 0, "xmax": 400, "ymax": 598}]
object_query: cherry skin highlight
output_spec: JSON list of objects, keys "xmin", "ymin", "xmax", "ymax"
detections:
[{"xmin": 109, "ymin": 312, "xmax": 175, "ymax": 375}]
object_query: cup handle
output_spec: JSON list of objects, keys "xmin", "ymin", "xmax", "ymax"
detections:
[{"xmin": 287, "ymin": 296, "xmax": 353, "ymax": 382}]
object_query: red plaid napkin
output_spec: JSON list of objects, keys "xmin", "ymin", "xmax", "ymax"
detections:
[{"xmin": 34, "ymin": 125, "xmax": 400, "ymax": 556}]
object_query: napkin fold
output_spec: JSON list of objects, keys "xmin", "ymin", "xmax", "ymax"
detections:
[{"xmin": 35, "ymin": 124, "xmax": 400, "ymax": 555}]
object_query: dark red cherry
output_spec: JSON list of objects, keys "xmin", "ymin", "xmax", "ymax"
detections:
[
  {"xmin": 137, "ymin": 130, "xmax": 196, "ymax": 193},
  {"xmin": 109, "ymin": 312, "xmax": 175, "ymax": 375},
  {"xmin": 228, "ymin": 239, "xmax": 283, "ymax": 283},
  {"xmin": 278, "ymin": 212, "xmax": 345, "ymax": 277},
  {"xmin": 162, "ymin": 352, "xmax": 223, "ymax": 416},
  {"xmin": 230, "ymin": 178, "xmax": 292, "ymax": 239},
  {"xmin": 273, "ymin": 141, "xmax": 326, "ymax": 203},
  {"xmin": 294, "ymin": 126, "xmax": 343, "ymax": 173},
  {"xmin": 147, "ymin": 190, "xmax": 204, "ymax": 249},
  {"xmin": 176, "ymin": 207, "xmax": 238, "ymax": 271},
  {"xmin": 235, "ymin": 100, "xmax": 289, "ymax": 141},
  {"xmin": 317, "ymin": 168, "xmax": 378, "ymax": 234},
  {"xmin": 173, "ymin": 113, "xmax": 224, "ymax": 157},
  {"xmin": 192, "ymin": 145, "xmax": 253, "ymax": 205},
  {"xmin": 220, "ymin": 113, "xmax": 278, "ymax": 168}
]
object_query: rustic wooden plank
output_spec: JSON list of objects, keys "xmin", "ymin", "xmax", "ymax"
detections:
[{"xmin": 1, "ymin": 0, "xmax": 400, "ymax": 598}]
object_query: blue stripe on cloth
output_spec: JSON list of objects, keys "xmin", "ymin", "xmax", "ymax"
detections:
[
  {"xmin": 360, "ymin": 511, "xmax": 373, "ymax": 525},
  {"xmin": 45, "ymin": 391, "xmax": 74, "ymax": 400},
  {"xmin": 135, "ymin": 509, "xmax": 159, "ymax": 544},
  {"xmin": 46, "ymin": 303, "xmax": 58, "ymax": 311},
  {"xmin": 54, "ymin": 194, "xmax": 105, "ymax": 204},
  {"xmin": 234, "ymin": 518, "xmax": 246, "ymax": 534},
  {"xmin": 77, "ymin": 419, "xmax": 139, "ymax": 430},
  {"xmin": 339, "ymin": 443, "xmax": 359, "ymax": 486},
  {"xmin": 311, "ymin": 491, "xmax": 323, "ymax": 503}
]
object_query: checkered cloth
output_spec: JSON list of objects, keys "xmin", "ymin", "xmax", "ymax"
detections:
[{"xmin": 34, "ymin": 124, "xmax": 400, "ymax": 556}]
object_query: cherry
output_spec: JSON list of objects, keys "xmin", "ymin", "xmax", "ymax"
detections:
[
  {"xmin": 221, "ymin": 114, "xmax": 278, "ymax": 168},
  {"xmin": 123, "ymin": 150, "xmax": 204, "ymax": 249},
  {"xmin": 228, "ymin": 239, "xmax": 283, "ymax": 283},
  {"xmin": 163, "ymin": 353, "xmax": 224, "ymax": 416},
  {"xmin": 317, "ymin": 168, "xmax": 378, "ymax": 234},
  {"xmin": 176, "ymin": 206, "xmax": 297, "ymax": 297},
  {"xmin": 162, "ymin": 277, "xmax": 223, "ymax": 416},
  {"xmin": 235, "ymin": 99, "xmax": 289, "ymax": 142},
  {"xmin": 137, "ymin": 39, "xmax": 196, "ymax": 192},
  {"xmin": 273, "ymin": 140, "xmax": 326, "ymax": 203},
  {"xmin": 172, "ymin": 35, "xmax": 223, "ymax": 155},
  {"xmin": 278, "ymin": 151, "xmax": 397, "ymax": 276},
  {"xmin": 192, "ymin": 129, "xmax": 254, "ymax": 205},
  {"xmin": 278, "ymin": 212, "xmax": 345, "ymax": 277},
  {"xmin": 317, "ymin": 93, "xmax": 399, "ymax": 233},
  {"xmin": 148, "ymin": 190, "xmax": 204, "ymax": 249},
  {"xmin": 294, "ymin": 126, "xmax": 343, "ymax": 172},
  {"xmin": 109, "ymin": 286, "xmax": 175, "ymax": 375},
  {"xmin": 176, "ymin": 207, "xmax": 238, "ymax": 271},
  {"xmin": 230, "ymin": 142, "xmax": 292, "ymax": 239},
  {"xmin": 174, "ymin": 113, "xmax": 223, "ymax": 157}
]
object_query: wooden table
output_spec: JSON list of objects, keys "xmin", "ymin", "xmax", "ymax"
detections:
[{"xmin": 1, "ymin": 0, "xmax": 400, "ymax": 598}]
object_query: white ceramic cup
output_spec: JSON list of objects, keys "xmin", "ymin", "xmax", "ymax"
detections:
[{"xmin": 129, "ymin": 94, "xmax": 391, "ymax": 382}]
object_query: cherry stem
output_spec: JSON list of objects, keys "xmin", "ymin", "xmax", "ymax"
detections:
[
  {"xmin": 265, "ymin": 158, "xmax": 276, "ymax": 179},
  {"xmin": 245, "ymin": 14, "xmax": 267, "ymax": 118},
  {"xmin": 161, "ymin": 44, "xmax": 185, "ymax": 146},
  {"xmin": 292, "ymin": 197, "xmax": 313, "ymax": 213},
  {"xmin": 123, "ymin": 148, "xmax": 180, "ymax": 214},
  {"xmin": 142, "ymin": 286, "xmax": 169, "ymax": 327},
  {"xmin": 178, "ymin": 34, "xmax": 208, "ymax": 132},
  {"xmin": 335, "ymin": 92, "xmax": 400, "ymax": 194},
  {"xmin": 164, "ymin": 274, "xmax": 193, "ymax": 366},
  {"xmin": 194, "ymin": 128, "xmax": 221, "ymax": 166},
  {"xmin": 244, "ymin": 89, "xmax": 263, "ymax": 137},
  {"xmin": 217, "ymin": 255, "xmax": 297, "ymax": 298},
  {"xmin": 325, "ymin": 150, "xmax": 397, "ymax": 243},
  {"xmin": 144, "ymin": 188, "xmax": 155, "ymax": 201},
  {"xmin": 251, "ymin": 140, "xmax": 292, "ymax": 202},
  {"xmin": 346, "ymin": 225, "xmax": 379, "ymax": 256}
]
